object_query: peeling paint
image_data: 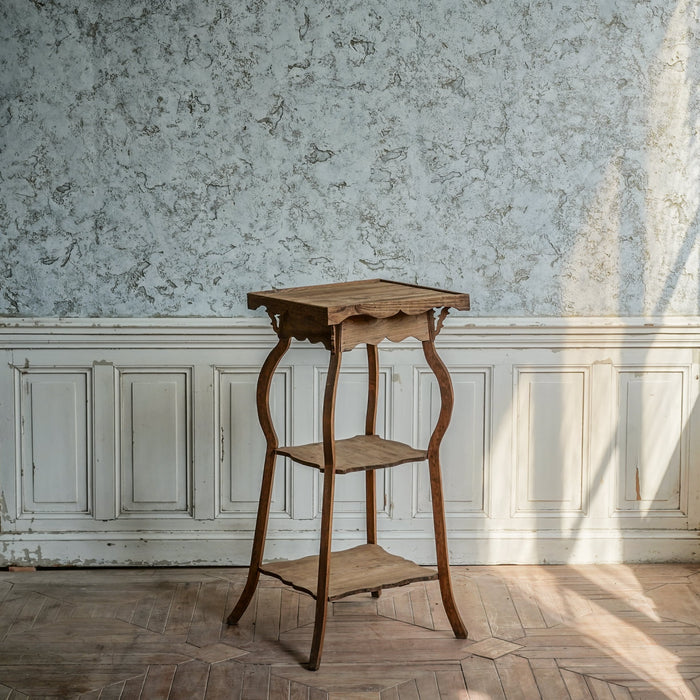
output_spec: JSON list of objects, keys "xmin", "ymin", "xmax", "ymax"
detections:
[{"xmin": 0, "ymin": 491, "xmax": 12, "ymax": 526}]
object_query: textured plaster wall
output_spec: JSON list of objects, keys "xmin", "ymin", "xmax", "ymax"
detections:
[{"xmin": 1, "ymin": 0, "xmax": 698, "ymax": 318}]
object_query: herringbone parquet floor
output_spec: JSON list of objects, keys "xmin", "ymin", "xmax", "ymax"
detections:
[{"xmin": 1, "ymin": 562, "xmax": 700, "ymax": 699}]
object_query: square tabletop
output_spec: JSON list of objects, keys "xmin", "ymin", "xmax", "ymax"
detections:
[{"xmin": 248, "ymin": 279, "xmax": 470, "ymax": 325}]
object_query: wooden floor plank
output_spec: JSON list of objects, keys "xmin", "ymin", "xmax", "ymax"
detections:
[
  {"xmin": 560, "ymin": 669, "xmax": 594, "ymax": 700},
  {"xmin": 170, "ymin": 659, "xmax": 210, "ymax": 700},
  {"xmin": 125, "ymin": 593, "xmax": 157, "ymax": 629},
  {"xmin": 376, "ymin": 592, "xmax": 396, "ymax": 621},
  {"xmin": 393, "ymin": 679, "xmax": 419, "ymax": 700},
  {"xmin": 585, "ymin": 676, "xmax": 616, "ymax": 700},
  {"xmin": 37, "ymin": 594, "xmax": 67, "ymax": 626},
  {"xmin": 147, "ymin": 589, "xmax": 177, "ymax": 634},
  {"xmin": 461, "ymin": 656, "xmax": 506, "ymax": 699},
  {"xmin": 241, "ymin": 664, "xmax": 271, "ymax": 700},
  {"xmin": 187, "ymin": 580, "xmax": 230, "ymax": 648},
  {"xmin": 220, "ymin": 586, "xmax": 256, "ymax": 645},
  {"xmin": 120, "ymin": 673, "xmax": 147, "ymax": 700},
  {"xmin": 204, "ymin": 659, "xmax": 245, "ymax": 700},
  {"xmin": 94, "ymin": 679, "xmax": 125, "ymax": 699},
  {"xmin": 5, "ymin": 689, "xmax": 29, "ymax": 699},
  {"xmin": 290, "ymin": 679, "xmax": 311, "ymax": 700},
  {"xmin": 269, "ymin": 673, "xmax": 291, "ymax": 700},
  {"xmin": 133, "ymin": 664, "xmax": 177, "ymax": 699},
  {"xmin": 5, "ymin": 592, "xmax": 45, "ymax": 636},
  {"xmin": 165, "ymin": 582, "xmax": 201, "ymax": 636},
  {"xmin": 298, "ymin": 590, "xmax": 317, "ymax": 628},
  {"xmin": 333, "ymin": 595, "xmax": 379, "ymax": 618},
  {"xmin": 647, "ymin": 583, "xmax": 700, "ymax": 627},
  {"xmin": 434, "ymin": 669, "xmax": 467, "ymax": 698},
  {"xmin": 413, "ymin": 672, "xmax": 440, "ymax": 700},
  {"xmin": 392, "ymin": 591, "xmax": 415, "ymax": 626},
  {"xmin": 380, "ymin": 685, "xmax": 400, "ymax": 700},
  {"xmin": 424, "ymin": 581, "xmax": 451, "ymax": 632},
  {"xmin": 453, "ymin": 578, "xmax": 491, "ymax": 641},
  {"xmin": 255, "ymin": 587, "xmax": 283, "ymax": 642},
  {"xmin": 478, "ymin": 578, "xmax": 525, "ymax": 641},
  {"xmin": 0, "ymin": 596, "xmax": 26, "ymax": 641},
  {"xmin": 280, "ymin": 588, "xmax": 301, "ymax": 633},
  {"xmin": 495, "ymin": 654, "xmax": 541, "ymax": 699},
  {"xmin": 609, "ymin": 684, "xmax": 633, "ymax": 699},
  {"xmin": 0, "ymin": 564, "xmax": 698, "ymax": 698},
  {"xmin": 409, "ymin": 587, "xmax": 435, "ymax": 630},
  {"xmin": 529, "ymin": 658, "xmax": 571, "ymax": 700},
  {"xmin": 509, "ymin": 581, "xmax": 548, "ymax": 630}
]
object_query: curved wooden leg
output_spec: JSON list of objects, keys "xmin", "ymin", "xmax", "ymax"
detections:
[
  {"xmin": 308, "ymin": 341, "xmax": 342, "ymax": 670},
  {"xmin": 365, "ymin": 343, "xmax": 381, "ymax": 598},
  {"xmin": 227, "ymin": 336, "xmax": 291, "ymax": 625},
  {"xmin": 422, "ymin": 338, "xmax": 468, "ymax": 639}
]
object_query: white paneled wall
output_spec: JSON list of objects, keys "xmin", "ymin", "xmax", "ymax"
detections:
[{"xmin": 1, "ymin": 318, "xmax": 699, "ymax": 567}]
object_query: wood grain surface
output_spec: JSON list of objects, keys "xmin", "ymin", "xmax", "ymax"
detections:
[
  {"xmin": 2, "ymin": 563, "xmax": 700, "ymax": 697},
  {"xmin": 276, "ymin": 435, "xmax": 427, "ymax": 474}
]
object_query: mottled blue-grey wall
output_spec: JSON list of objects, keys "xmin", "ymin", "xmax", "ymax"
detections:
[{"xmin": 1, "ymin": 0, "xmax": 698, "ymax": 317}]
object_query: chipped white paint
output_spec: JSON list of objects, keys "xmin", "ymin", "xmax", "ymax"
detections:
[
  {"xmin": 0, "ymin": 317, "xmax": 698, "ymax": 566},
  {"xmin": 1, "ymin": 1, "xmax": 699, "ymax": 317}
]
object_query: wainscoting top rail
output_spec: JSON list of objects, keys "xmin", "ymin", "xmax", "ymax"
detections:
[{"xmin": 1, "ymin": 316, "xmax": 699, "ymax": 349}]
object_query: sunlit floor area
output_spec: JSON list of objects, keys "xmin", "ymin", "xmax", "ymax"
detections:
[{"xmin": 1, "ymin": 563, "xmax": 700, "ymax": 699}]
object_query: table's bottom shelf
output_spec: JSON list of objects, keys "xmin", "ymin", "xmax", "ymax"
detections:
[{"xmin": 259, "ymin": 543, "xmax": 438, "ymax": 601}]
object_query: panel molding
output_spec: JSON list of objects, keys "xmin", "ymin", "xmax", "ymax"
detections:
[
  {"xmin": 118, "ymin": 368, "xmax": 192, "ymax": 517},
  {"xmin": 1, "ymin": 316, "xmax": 698, "ymax": 566},
  {"xmin": 313, "ymin": 364, "xmax": 391, "ymax": 518},
  {"xmin": 14, "ymin": 367, "xmax": 92, "ymax": 519},
  {"xmin": 2, "ymin": 315, "xmax": 700, "ymax": 348},
  {"xmin": 413, "ymin": 366, "xmax": 490, "ymax": 518},
  {"xmin": 215, "ymin": 366, "xmax": 292, "ymax": 518},
  {"xmin": 513, "ymin": 366, "xmax": 590, "ymax": 517},
  {"xmin": 613, "ymin": 364, "xmax": 691, "ymax": 518}
]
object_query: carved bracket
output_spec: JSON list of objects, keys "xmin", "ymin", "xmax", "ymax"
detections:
[
  {"xmin": 433, "ymin": 307, "xmax": 450, "ymax": 337},
  {"xmin": 267, "ymin": 310, "xmax": 285, "ymax": 335}
]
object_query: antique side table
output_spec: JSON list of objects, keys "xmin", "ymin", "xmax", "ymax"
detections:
[{"xmin": 226, "ymin": 279, "xmax": 470, "ymax": 670}]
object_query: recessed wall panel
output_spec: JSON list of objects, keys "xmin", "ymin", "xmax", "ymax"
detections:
[
  {"xmin": 218, "ymin": 369, "xmax": 289, "ymax": 515},
  {"xmin": 315, "ymin": 366, "xmax": 388, "ymax": 515},
  {"xmin": 616, "ymin": 370, "xmax": 686, "ymax": 513},
  {"xmin": 416, "ymin": 369, "xmax": 487, "ymax": 514},
  {"xmin": 120, "ymin": 371, "xmax": 190, "ymax": 514},
  {"xmin": 19, "ymin": 371, "xmax": 90, "ymax": 515},
  {"xmin": 515, "ymin": 369, "xmax": 587, "ymax": 514}
]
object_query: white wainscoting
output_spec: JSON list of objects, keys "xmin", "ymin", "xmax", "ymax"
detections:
[{"xmin": 1, "ymin": 317, "xmax": 699, "ymax": 567}]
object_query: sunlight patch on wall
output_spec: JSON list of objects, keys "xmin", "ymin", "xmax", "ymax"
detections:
[{"xmin": 644, "ymin": 0, "xmax": 700, "ymax": 315}]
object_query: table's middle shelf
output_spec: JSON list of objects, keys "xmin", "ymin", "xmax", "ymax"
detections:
[{"xmin": 275, "ymin": 434, "xmax": 427, "ymax": 474}]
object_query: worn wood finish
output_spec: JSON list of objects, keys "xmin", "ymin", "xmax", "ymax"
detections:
[
  {"xmin": 248, "ymin": 279, "xmax": 470, "ymax": 326},
  {"xmin": 230, "ymin": 280, "xmax": 469, "ymax": 669},
  {"xmin": 260, "ymin": 544, "xmax": 438, "ymax": 601},
  {"xmin": 276, "ymin": 435, "xmax": 427, "ymax": 474},
  {"xmin": 365, "ymin": 344, "xmax": 379, "ymax": 439},
  {"xmin": 339, "ymin": 312, "xmax": 432, "ymax": 351},
  {"xmin": 2, "ymin": 563, "xmax": 700, "ymax": 698},
  {"xmin": 422, "ymin": 330, "xmax": 468, "ymax": 640},
  {"xmin": 226, "ymin": 336, "xmax": 291, "ymax": 626},
  {"xmin": 365, "ymin": 344, "xmax": 380, "ymax": 599},
  {"xmin": 276, "ymin": 309, "xmax": 433, "ymax": 351},
  {"xmin": 309, "ymin": 336, "xmax": 342, "ymax": 670}
]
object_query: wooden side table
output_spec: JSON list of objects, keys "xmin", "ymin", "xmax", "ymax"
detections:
[{"xmin": 226, "ymin": 279, "xmax": 470, "ymax": 669}]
